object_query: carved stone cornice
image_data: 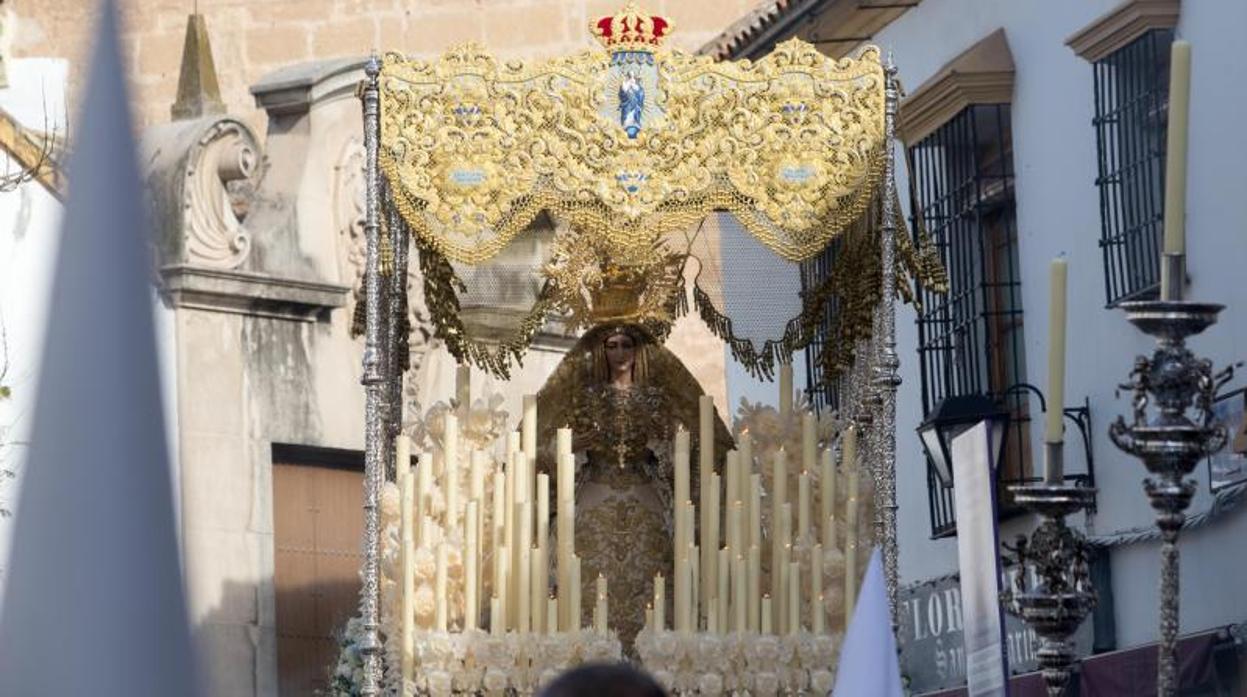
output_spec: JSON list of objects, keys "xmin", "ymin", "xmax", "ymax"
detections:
[
  {"xmin": 1067, "ymin": 0, "xmax": 1180, "ymax": 63},
  {"xmin": 899, "ymin": 28, "xmax": 1014, "ymax": 145},
  {"xmin": 143, "ymin": 116, "xmax": 261, "ymax": 270},
  {"xmin": 160, "ymin": 265, "xmax": 348, "ymax": 322}
]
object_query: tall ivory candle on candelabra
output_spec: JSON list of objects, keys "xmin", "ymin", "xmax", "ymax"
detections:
[
  {"xmin": 779, "ymin": 363, "xmax": 793, "ymax": 417},
  {"xmin": 547, "ymin": 596, "xmax": 557, "ymax": 636},
  {"xmin": 677, "ymin": 556, "xmax": 692, "ymax": 632},
  {"xmin": 1045, "ymin": 258, "xmax": 1068, "ymax": 483},
  {"xmin": 465, "ymin": 500, "xmax": 479, "ymax": 630},
  {"xmin": 435, "ymin": 543, "xmax": 448, "ymax": 631},
  {"xmin": 674, "ymin": 429, "xmax": 690, "ymax": 631},
  {"xmin": 653, "ymin": 573, "xmax": 665, "ymax": 631},
  {"xmin": 750, "ymin": 473, "xmax": 762, "ymax": 552},
  {"xmin": 416, "ymin": 452, "xmax": 433, "ymax": 540},
  {"xmin": 845, "ymin": 464, "xmax": 860, "ymax": 619},
  {"xmin": 698, "ymin": 395, "xmax": 715, "ymax": 625},
  {"xmin": 770, "ymin": 449, "xmax": 787, "ymax": 607},
  {"xmin": 729, "ymin": 501, "xmax": 744, "ymax": 560},
  {"xmin": 811, "ymin": 542, "xmax": 822, "ymax": 634},
  {"xmin": 536, "ymin": 473, "xmax": 550, "ymax": 547},
  {"xmin": 490, "ymin": 597, "xmax": 502, "ymax": 636},
  {"xmin": 725, "ymin": 451, "xmax": 740, "ymax": 532},
  {"xmin": 516, "ymin": 503, "xmax": 532, "ymax": 632},
  {"xmin": 798, "ymin": 471, "xmax": 811, "ymax": 541},
  {"xmin": 788, "ymin": 561, "xmax": 800, "ymax": 634},
  {"xmin": 492, "ymin": 470, "xmax": 505, "ymax": 589},
  {"xmin": 398, "ymin": 440, "xmax": 415, "ymax": 688},
  {"xmin": 717, "ymin": 546, "xmax": 729, "ymax": 633},
  {"xmin": 761, "ymin": 595, "xmax": 773, "ymax": 634},
  {"xmin": 733, "ymin": 555, "xmax": 746, "ymax": 633},
  {"xmin": 557, "ymin": 429, "xmax": 575, "ymax": 630},
  {"xmin": 821, "ymin": 447, "xmax": 836, "ymax": 550},
  {"xmin": 595, "ymin": 575, "xmax": 609, "ymax": 632},
  {"xmin": 570, "ymin": 555, "xmax": 582, "ymax": 631},
  {"xmin": 690, "ymin": 543, "xmax": 700, "ymax": 630},
  {"xmin": 444, "ymin": 414, "xmax": 459, "ymax": 528},
  {"xmin": 455, "ymin": 364, "xmax": 470, "ymax": 409},
  {"xmin": 522, "ymin": 394, "xmax": 537, "ymax": 466},
  {"xmin": 1161, "ymin": 40, "xmax": 1191, "ymax": 299},
  {"xmin": 495, "ymin": 547, "xmax": 509, "ymax": 631},
  {"xmin": 748, "ymin": 545, "xmax": 761, "ymax": 632},
  {"xmin": 708, "ymin": 472, "xmax": 721, "ymax": 625},
  {"xmin": 529, "ymin": 544, "xmax": 543, "ymax": 634},
  {"xmin": 777, "ymin": 543, "xmax": 790, "ymax": 634},
  {"xmin": 802, "ymin": 411, "xmax": 817, "ymax": 472}
]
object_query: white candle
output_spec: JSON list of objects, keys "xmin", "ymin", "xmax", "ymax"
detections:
[
  {"xmin": 821, "ymin": 447, "xmax": 836, "ymax": 551},
  {"xmin": 536, "ymin": 472, "xmax": 550, "ymax": 548},
  {"xmin": 470, "ymin": 450, "xmax": 486, "ymax": 507},
  {"xmin": 416, "ymin": 452, "xmax": 433, "ymax": 539},
  {"xmin": 528, "ymin": 543, "xmax": 542, "ymax": 634},
  {"xmin": 729, "ymin": 501, "xmax": 744, "ymax": 559},
  {"xmin": 595, "ymin": 574, "xmax": 608, "ymax": 632},
  {"xmin": 1163, "ymin": 40, "xmax": 1192, "ymax": 261},
  {"xmin": 522, "ymin": 395, "xmax": 537, "ymax": 470},
  {"xmin": 1045, "ymin": 258, "xmax": 1068, "ymax": 452},
  {"xmin": 770, "ymin": 449, "xmax": 787, "ymax": 612},
  {"xmin": 798, "ymin": 471, "xmax": 811, "ymax": 542},
  {"xmin": 725, "ymin": 450, "xmax": 740, "ymax": 532},
  {"xmin": 546, "ymin": 595, "xmax": 558, "ymax": 636},
  {"xmin": 749, "ymin": 473, "xmax": 762, "ymax": 552},
  {"xmin": 708, "ymin": 472, "xmax": 720, "ymax": 627},
  {"xmin": 802, "ymin": 411, "xmax": 817, "ymax": 472},
  {"xmin": 465, "ymin": 501, "xmax": 479, "ymax": 631},
  {"xmin": 491, "ymin": 469, "xmax": 506, "ymax": 591},
  {"xmin": 845, "ymin": 465, "xmax": 859, "ymax": 620},
  {"xmin": 777, "ymin": 544, "xmax": 790, "ymax": 635},
  {"xmin": 399, "ymin": 451, "xmax": 415, "ymax": 684},
  {"xmin": 779, "ymin": 363, "xmax": 793, "ymax": 417},
  {"xmin": 557, "ymin": 448, "xmax": 575, "ymax": 629},
  {"xmin": 674, "ymin": 430, "xmax": 690, "ymax": 621},
  {"xmin": 676, "ymin": 556, "xmax": 691, "ymax": 633},
  {"xmin": 570, "ymin": 555, "xmax": 582, "ymax": 631},
  {"xmin": 455, "ymin": 364, "xmax": 470, "ymax": 409},
  {"xmin": 490, "ymin": 596, "xmax": 502, "ymax": 636},
  {"xmin": 842, "ymin": 426, "xmax": 857, "ymax": 476},
  {"xmin": 717, "ymin": 546, "xmax": 729, "ymax": 634},
  {"xmin": 435, "ymin": 543, "xmax": 448, "ymax": 632},
  {"xmin": 654, "ymin": 573, "xmax": 666, "ymax": 631},
  {"xmin": 748, "ymin": 545, "xmax": 761, "ymax": 632},
  {"xmin": 698, "ymin": 395, "xmax": 714, "ymax": 625},
  {"xmin": 811, "ymin": 542, "xmax": 823, "ymax": 635},
  {"xmin": 733, "ymin": 555, "xmax": 746, "ymax": 634},
  {"xmin": 516, "ymin": 503, "xmax": 531, "ymax": 633},
  {"xmin": 761, "ymin": 595, "xmax": 773, "ymax": 635},
  {"xmin": 788, "ymin": 561, "xmax": 800, "ymax": 635},
  {"xmin": 675, "ymin": 428, "xmax": 691, "ymax": 512},
  {"xmin": 690, "ymin": 544, "xmax": 700, "ymax": 630},
  {"xmin": 444, "ymin": 414, "xmax": 459, "ymax": 527},
  {"xmin": 495, "ymin": 547, "xmax": 509, "ymax": 632}
]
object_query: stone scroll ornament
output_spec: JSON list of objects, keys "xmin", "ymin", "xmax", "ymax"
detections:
[{"xmin": 362, "ymin": 3, "xmax": 944, "ymax": 386}]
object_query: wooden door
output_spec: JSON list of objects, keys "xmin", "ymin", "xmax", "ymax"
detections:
[{"xmin": 273, "ymin": 461, "xmax": 363, "ymax": 696}]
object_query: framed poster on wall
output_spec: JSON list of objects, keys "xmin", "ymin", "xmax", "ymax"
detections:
[{"xmin": 1208, "ymin": 387, "xmax": 1247, "ymax": 493}]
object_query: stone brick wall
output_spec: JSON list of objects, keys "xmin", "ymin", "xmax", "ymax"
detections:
[{"xmin": 9, "ymin": 0, "xmax": 754, "ymax": 133}]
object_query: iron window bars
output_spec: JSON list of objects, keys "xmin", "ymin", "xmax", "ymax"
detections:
[
  {"xmin": 1093, "ymin": 29, "xmax": 1173, "ymax": 306},
  {"xmin": 910, "ymin": 104, "xmax": 1030, "ymax": 539}
]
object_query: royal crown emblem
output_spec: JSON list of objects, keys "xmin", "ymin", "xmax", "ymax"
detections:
[{"xmin": 591, "ymin": 3, "xmax": 672, "ymax": 54}]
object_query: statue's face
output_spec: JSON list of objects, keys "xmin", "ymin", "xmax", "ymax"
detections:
[{"xmin": 604, "ymin": 332, "xmax": 636, "ymax": 375}]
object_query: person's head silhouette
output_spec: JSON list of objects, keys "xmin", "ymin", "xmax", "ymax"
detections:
[{"xmin": 537, "ymin": 663, "xmax": 667, "ymax": 697}]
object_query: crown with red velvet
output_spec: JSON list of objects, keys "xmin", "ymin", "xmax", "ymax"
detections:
[{"xmin": 591, "ymin": 3, "xmax": 673, "ymax": 52}]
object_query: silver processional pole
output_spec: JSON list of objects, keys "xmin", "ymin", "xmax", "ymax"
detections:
[
  {"xmin": 873, "ymin": 55, "xmax": 903, "ymax": 631},
  {"xmin": 358, "ymin": 53, "xmax": 386, "ymax": 697}
]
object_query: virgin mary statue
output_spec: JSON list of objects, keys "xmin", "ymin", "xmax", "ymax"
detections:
[{"xmin": 535, "ymin": 319, "xmax": 732, "ymax": 652}]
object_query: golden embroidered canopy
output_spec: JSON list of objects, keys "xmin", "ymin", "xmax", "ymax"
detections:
[
  {"xmin": 363, "ymin": 3, "xmax": 945, "ymax": 387},
  {"xmin": 377, "ymin": 36, "xmax": 886, "ymax": 265}
]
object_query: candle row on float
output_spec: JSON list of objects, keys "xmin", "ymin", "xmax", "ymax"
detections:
[{"xmin": 666, "ymin": 389, "xmax": 863, "ymax": 635}]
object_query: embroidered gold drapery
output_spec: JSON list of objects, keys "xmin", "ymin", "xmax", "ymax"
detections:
[
  {"xmin": 377, "ymin": 39, "xmax": 886, "ymax": 265},
  {"xmin": 365, "ymin": 10, "xmax": 945, "ymax": 387}
]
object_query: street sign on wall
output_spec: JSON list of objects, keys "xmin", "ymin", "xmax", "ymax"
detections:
[{"xmin": 897, "ymin": 574, "xmax": 1094, "ymax": 694}]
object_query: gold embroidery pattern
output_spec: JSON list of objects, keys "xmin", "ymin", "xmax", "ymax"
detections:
[{"xmin": 377, "ymin": 40, "xmax": 886, "ymax": 265}]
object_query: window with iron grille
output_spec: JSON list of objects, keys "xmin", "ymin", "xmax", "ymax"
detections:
[
  {"xmin": 801, "ymin": 237, "xmax": 845, "ymax": 415},
  {"xmin": 910, "ymin": 104, "xmax": 1032, "ymax": 539},
  {"xmin": 1093, "ymin": 29, "xmax": 1173, "ymax": 306}
]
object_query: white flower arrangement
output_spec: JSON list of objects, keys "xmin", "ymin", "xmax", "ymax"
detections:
[{"xmin": 635, "ymin": 628, "xmax": 840, "ymax": 696}]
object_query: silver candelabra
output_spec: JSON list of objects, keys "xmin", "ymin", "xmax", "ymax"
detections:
[
  {"xmin": 1001, "ymin": 442, "xmax": 1097, "ymax": 697},
  {"xmin": 1107, "ymin": 253, "xmax": 1234, "ymax": 697}
]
